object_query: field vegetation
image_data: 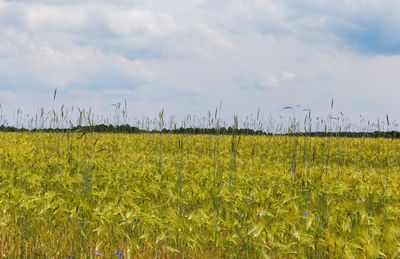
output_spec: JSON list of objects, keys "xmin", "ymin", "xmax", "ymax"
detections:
[
  {"xmin": 1, "ymin": 130, "xmax": 400, "ymax": 258},
  {"xmin": 1, "ymin": 100, "xmax": 400, "ymax": 258}
]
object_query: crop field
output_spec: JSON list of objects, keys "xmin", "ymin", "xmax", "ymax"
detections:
[{"xmin": 1, "ymin": 132, "xmax": 400, "ymax": 258}]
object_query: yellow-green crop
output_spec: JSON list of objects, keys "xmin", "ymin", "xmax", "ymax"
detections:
[{"xmin": 1, "ymin": 132, "xmax": 400, "ymax": 258}]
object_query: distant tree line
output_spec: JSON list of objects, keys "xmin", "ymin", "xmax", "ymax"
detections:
[
  {"xmin": 0, "ymin": 124, "xmax": 268, "ymax": 135},
  {"xmin": 1, "ymin": 124, "xmax": 400, "ymax": 138},
  {"xmin": 280, "ymin": 131, "xmax": 400, "ymax": 139}
]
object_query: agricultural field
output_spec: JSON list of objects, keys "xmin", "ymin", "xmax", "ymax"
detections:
[{"xmin": 1, "ymin": 132, "xmax": 400, "ymax": 258}]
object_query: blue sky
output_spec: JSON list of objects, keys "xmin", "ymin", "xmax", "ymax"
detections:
[{"xmin": 1, "ymin": 0, "xmax": 400, "ymax": 129}]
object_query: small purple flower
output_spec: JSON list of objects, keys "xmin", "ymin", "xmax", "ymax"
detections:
[
  {"xmin": 68, "ymin": 255, "xmax": 72, "ymax": 258},
  {"xmin": 114, "ymin": 251, "xmax": 122, "ymax": 255},
  {"xmin": 59, "ymin": 171, "xmax": 62, "ymax": 173},
  {"xmin": 294, "ymin": 198, "xmax": 298, "ymax": 200},
  {"xmin": 250, "ymin": 226, "xmax": 254, "ymax": 228},
  {"xmin": 306, "ymin": 197, "xmax": 310, "ymax": 199},
  {"xmin": 359, "ymin": 197, "xmax": 362, "ymax": 200},
  {"xmin": 273, "ymin": 182, "xmax": 277, "ymax": 184},
  {"xmin": 312, "ymin": 241, "xmax": 316, "ymax": 244},
  {"xmin": 368, "ymin": 212, "xmax": 372, "ymax": 215},
  {"xmin": 284, "ymin": 218, "xmax": 287, "ymax": 221},
  {"xmin": 222, "ymin": 181, "xmax": 224, "ymax": 183},
  {"xmin": 304, "ymin": 212, "xmax": 309, "ymax": 216},
  {"xmin": 95, "ymin": 252, "xmax": 101, "ymax": 256},
  {"xmin": 238, "ymin": 214, "xmax": 243, "ymax": 218},
  {"xmin": 316, "ymin": 216, "xmax": 320, "ymax": 219},
  {"xmin": 264, "ymin": 212, "xmax": 268, "ymax": 215},
  {"xmin": 244, "ymin": 200, "xmax": 247, "ymax": 203},
  {"xmin": 257, "ymin": 214, "xmax": 260, "ymax": 217},
  {"xmin": 381, "ymin": 193, "xmax": 384, "ymax": 195},
  {"xmin": 213, "ymin": 224, "xmax": 218, "ymax": 227},
  {"xmin": 263, "ymin": 180, "xmax": 266, "ymax": 182}
]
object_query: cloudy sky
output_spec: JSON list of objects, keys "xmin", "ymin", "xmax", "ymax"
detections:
[{"xmin": 1, "ymin": 0, "xmax": 400, "ymax": 128}]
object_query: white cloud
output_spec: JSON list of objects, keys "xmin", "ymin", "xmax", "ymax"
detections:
[
  {"xmin": 281, "ymin": 71, "xmax": 296, "ymax": 80},
  {"xmin": 25, "ymin": 45, "xmax": 103, "ymax": 88},
  {"xmin": 0, "ymin": 1, "xmax": 7, "ymax": 11},
  {"xmin": 104, "ymin": 88, "xmax": 133, "ymax": 95},
  {"xmin": 112, "ymin": 55, "xmax": 154, "ymax": 81},
  {"xmin": 24, "ymin": 4, "xmax": 87, "ymax": 31},
  {"xmin": 190, "ymin": 23, "xmax": 237, "ymax": 59},
  {"xmin": 195, "ymin": 23, "xmax": 236, "ymax": 50},
  {"xmin": 259, "ymin": 72, "xmax": 295, "ymax": 87},
  {"xmin": 107, "ymin": 8, "xmax": 177, "ymax": 38},
  {"xmin": 0, "ymin": 24, "xmax": 154, "ymax": 88},
  {"xmin": 0, "ymin": 91, "xmax": 17, "ymax": 102},
  {"xmin": 260, "ymin": 75, "xmax": 279, "ymax": 87}
]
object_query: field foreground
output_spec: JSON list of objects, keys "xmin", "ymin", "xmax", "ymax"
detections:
[{"xmin": 1, "ymin": 132, "xmax": 400, "ymax": 258}]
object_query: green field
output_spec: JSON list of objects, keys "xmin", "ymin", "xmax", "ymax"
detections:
[{"xmin": 1, "ymin": 132, "xmax": 400, "ymax": 258}]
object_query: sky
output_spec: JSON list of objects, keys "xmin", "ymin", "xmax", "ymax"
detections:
[{"xmin": 1, "ymin": 0, "xmax": 400, "ymax": 129}]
